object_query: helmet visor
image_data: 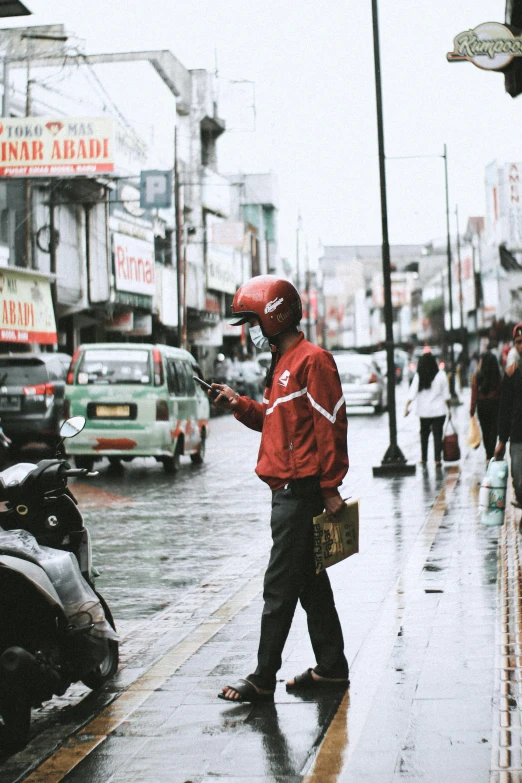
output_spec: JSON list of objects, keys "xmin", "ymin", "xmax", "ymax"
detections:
[{"xmin": 229, "ymin": 311, "xmax": 258, "ymax": 326}]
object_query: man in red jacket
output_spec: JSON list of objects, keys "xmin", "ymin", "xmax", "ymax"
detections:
[{"xmin": 212, "ymin": 275, "xmax": 349, "ymax": 703}]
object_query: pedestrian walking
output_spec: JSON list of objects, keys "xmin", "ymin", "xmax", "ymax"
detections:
[
  {"xmin": 404, "ymin": 349, "xmax": 450, "ymax": 466},
  {"xmin": 239, "ymin": 353, "xmax": 264, "ymax": 401},
  {"xmin": 210, "ymin": 275, "xmax": 349, "ymax": 703},
  {"xmin": 468, "ymin": 351, "xmax": 479, "ymax": 387},
  {"xmin": 494, "ymin": 323, "xmax": 522, "ymax": 508},
  {"xmin": 470, "ymin": 351, "xmax": 502, "ymax": 462}
]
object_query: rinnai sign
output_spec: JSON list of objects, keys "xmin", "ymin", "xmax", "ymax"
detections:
[
  {"xmin": 0, "ymin": 117, "xmax": 115, "ymax": 177},
  {"xmin": 113, "ymin": 231, "xmax": 155, "ymax": 297},
  {"xmin": 447, "ymin": 22, "xmax": 522, "ymax": 71},
  {"xmin": 0, "ymin": 268, "xmax": 56, "ymax": 344}
]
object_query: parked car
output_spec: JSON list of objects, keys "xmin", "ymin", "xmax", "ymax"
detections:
[
  {"xmin": 395, "ymin": 349, "xmax": 409, "ymax": 384},
  {"xmin": 372, "ymin": 349, "xmax": 408, "ymax": 385},
  {"xmin": 0, "ymin": 352, "xmax": 71, "ymax": 450},
  {"xmin": 64, "ymin": 343, "xmax": 209, "ymax": 472},
  {"xmin": 332, "ymin": 352, "xmax": 387, "ymax": 413}
]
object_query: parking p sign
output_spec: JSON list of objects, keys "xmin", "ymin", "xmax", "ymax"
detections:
[{"xmin": 140, "ymin": 170, "xmax": 172, "ymax": 209}]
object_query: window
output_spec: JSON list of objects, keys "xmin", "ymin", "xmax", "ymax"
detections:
[
  {"xmin": 77, "ymin": 349, "xmax": 151, "ymax": 385},
  {"xmin": 167, "ymin": 360, "xmax": 182, "ymax": 394},
  {"xmin": 173, "ymin": 361, "xmax": 188, "ymax": 395},
  {"xmin": 46, "ymin": 359, "xmax": 64, "ymax": 381},
  {"xmin": 181, "ymin": 363, "xmax": 196, "ymax": 396},
  {"xmin": 0, "ymin": 359, "xmax": 48, "ymax": 385}
]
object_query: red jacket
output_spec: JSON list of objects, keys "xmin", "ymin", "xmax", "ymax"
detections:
[{"xmin": 234, "ymin": 334, "xmax": 348, "ymax": 496}]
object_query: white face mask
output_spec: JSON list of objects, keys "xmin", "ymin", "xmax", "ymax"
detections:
[{"xmin": 250, "ymin": 325, "xmax": 271, "ymax": 351}]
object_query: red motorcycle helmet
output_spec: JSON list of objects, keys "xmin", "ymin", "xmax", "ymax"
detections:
[{"xmin": 230, "ymin": 275, "xmax": 302, "ymax": 338}]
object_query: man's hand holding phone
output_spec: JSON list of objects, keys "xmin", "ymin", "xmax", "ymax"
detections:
[{"xmin": 193, "ymin": 376, "xmax": 239, "ymax": 409}]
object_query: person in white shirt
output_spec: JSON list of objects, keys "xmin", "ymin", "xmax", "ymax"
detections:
[{"xmin": 404, "ymin": 350, "xmax": 451, "ymax": 466}]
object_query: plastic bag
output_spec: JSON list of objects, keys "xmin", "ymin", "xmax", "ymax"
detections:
[
  {"xmin": 0, "ymin": 529, "xmax": 117, "ymax": 640},
  {"xmin": 467, "ymin": 415, "xmax": 481, "ymax": 449}
]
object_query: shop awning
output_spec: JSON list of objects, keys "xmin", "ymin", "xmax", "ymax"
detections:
[
  {"xmin": 0, "ymin": 267, "xmax": 56, "ymax": 344},
  {"xmin": 0, "ymin": 1, "xmax": 31, "ymax": 16}
]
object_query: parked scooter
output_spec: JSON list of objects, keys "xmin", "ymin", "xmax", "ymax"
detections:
[{"xmin": 0, "ymin": 416, "xmax": 118, "ymax": 753}]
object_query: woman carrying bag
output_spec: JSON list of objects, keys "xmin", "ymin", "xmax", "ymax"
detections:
[
  {"xmin": 470, "ymin": 351, "xmax": 502, "ymax": 463},
  {"xmin": 404, "ymin": 349, "xmax": 451, "ymax": 467}
]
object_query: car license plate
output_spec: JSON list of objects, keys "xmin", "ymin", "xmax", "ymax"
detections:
[
  {"xmin": 95, "ymin": 405, "xmax": 130, "ymax": 418},
  {"xmin": 0, "ymin": 395, "xmax": 20, "ymax": 411}
]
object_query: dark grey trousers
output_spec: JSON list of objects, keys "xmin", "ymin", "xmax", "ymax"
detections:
[{"xmin": 251, "ymin": 479, "xmax": 348, "ymax": 690}]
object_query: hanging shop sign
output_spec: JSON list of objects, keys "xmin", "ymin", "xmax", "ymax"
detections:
[
  {"xmin": 0, "ymin": 117, "xmax": 115, "ymax": 177},
  {"xmin": 105, "ymin": 311, "xmax": 134, "ymax": 332},
  {"xmin": 447, "ymin": 22, "xmax": 522, "ymax": 71},
  {"xmin": 130, "ymin": 313, "xmax": 152, "ymax": 335},
  {"xmin": 207, "ymin": 245, "xmax": 236, "ymax": 295},
  {"xmin": 113, "ymin": 231, "xmax": 155, "ymax": 297},
  {"xmin": 0, "ymin": 268, "xmax": 56, "ymax": 344},
  {"xmin": 140, "ymin": 170, "xmax": 172, "ymax": 209}
]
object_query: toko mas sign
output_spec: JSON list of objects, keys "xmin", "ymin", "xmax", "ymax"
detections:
[{"xmin": 0, "ymin": 116, "xmax": 115, "ymax": 177}]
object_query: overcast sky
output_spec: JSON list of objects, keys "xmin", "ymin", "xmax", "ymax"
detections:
[{"xmin": 1, "ymin": 0, "xmax": 520, "ymax": 267}]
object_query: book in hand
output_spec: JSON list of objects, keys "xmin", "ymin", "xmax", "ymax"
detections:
[{"xmin": 313, "ymin": 500, "xmax": 359, "ymax": 575}]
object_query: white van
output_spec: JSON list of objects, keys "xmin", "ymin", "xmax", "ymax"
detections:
[{"xmin": 64, "ymin": 343, "xmax": 210, "ymax": 472}]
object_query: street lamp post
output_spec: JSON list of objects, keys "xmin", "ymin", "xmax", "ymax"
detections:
[
  {"xmin": 455, "ymin": 204, "xmax": 468, "ymax": 387},
  {"xmin": 443, "ymin": 144, "xmax": 459, "ymax": 403},
  {"xmin": 371, "ymin": 0, "xmax": 415, "ymax": 477}
]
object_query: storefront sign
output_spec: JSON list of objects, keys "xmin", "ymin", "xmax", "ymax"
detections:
[
  {"xmin": 113, "ymin": 231, "xmax": 155, "ymax": 297},
  {"xmin": 155, "ymin": 264, "xmax": 178, "ymax": 328},
  {"xmin": 0, "ymin": 268, "xmax": 56, "ymax": 344},
  {"xmin": 507, "ymin": 163, "xmax": 522, "ymax": 247},
  {"xmin": 130, "ymin": 313, "xmax": 152, "ymax": 335},
  {"xmin": 207, "ymin": 245, "xmax": 236, "ymax": 295},
  {"xmin": 447, "ymin": 23, "xmax": 522, "ymax": 71},
  {"xmin": 191, "ymin": 322, "xmax": 224, "ymax": 346},
  {"xmin": 211, "ymin": 221, "xmax": 244, "ymax": 249},
  {"xmin": 105, "ymin": 311, "xmax": 134, "ymax": 332},
  {"xmin": 0, "ymin": 117, "xmax": 115, "ymax": 177},
  {"xmin": 140, "ymin": 170, "xmax": 172, "ymax": 209}
]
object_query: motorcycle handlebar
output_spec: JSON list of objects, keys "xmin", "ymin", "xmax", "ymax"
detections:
[{"xmin": 63, "ymin": 469, "xmax": 99, "ymax": 478}]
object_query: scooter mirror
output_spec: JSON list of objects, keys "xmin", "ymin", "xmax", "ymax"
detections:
[{"xmin": 60, "ymin": 416, "xmax": 86, "ymax": 439}]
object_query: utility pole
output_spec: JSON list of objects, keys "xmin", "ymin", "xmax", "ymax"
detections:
[
  {"xmin": 305, "ymin": 241, "xmax": 311, "ymax": 341},
  {"xmin": 20, "ymin": 32, "xmax": 67, "ymax": 271},
  {"xmin": 24, "ymin": 38, "xmax": 32, "ymax": 268},
  {"xmin": 295, "ymin": 211, "xmax": 302, "ymax": 292},
  {"xmin": 455, "ymin": 204, "xmax": 467, "ymax": 387},
  {"xmin": 371, "ymin": 0, "xmax": 414, "ymax": 476},
  {"xmin": 443, "ymin": 144, "xmax": 459, "ymax": 403},
  {"xmin": 49, "ymin": 182, "xmax": 57, "ymax": 314},
  {"xmin": 174, "ymin": 126, "xmax": 183, "ymax": 348},
  {"xmin": 2, "ymin": 56, "xmax": 10, "ymax": 117}
]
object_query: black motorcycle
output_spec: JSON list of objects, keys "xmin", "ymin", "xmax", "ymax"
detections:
[{"xmin": 0, "ymin": 416, "xmax": 118, "ymax": 752}]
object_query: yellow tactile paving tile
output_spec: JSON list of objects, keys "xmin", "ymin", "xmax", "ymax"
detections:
[{"xmin": 22, "ymin": 572, "xmax": 264, "ymax": 782}]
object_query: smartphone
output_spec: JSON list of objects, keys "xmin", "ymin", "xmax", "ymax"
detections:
[{"xmin": 193, "ymin": 375, "xmax": 219, "ymax": 399}]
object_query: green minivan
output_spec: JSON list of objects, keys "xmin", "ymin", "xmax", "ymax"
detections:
[{"xmin": 64, "ymin": 343, "xmax": 210, "ymax": 472}]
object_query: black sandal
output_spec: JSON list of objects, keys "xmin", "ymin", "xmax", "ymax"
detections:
[
  {"xmin": 286, "ymin": 668, "xmax": 349, "ymax": 691},
  {"xmin": 218, "ymin": 678, "xmax": 274, "ymax": 703}
]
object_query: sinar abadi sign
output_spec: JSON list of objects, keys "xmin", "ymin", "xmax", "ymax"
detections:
[{"xmin": 0, "ymin": 117, "xmax": 115, "ymax": 177}]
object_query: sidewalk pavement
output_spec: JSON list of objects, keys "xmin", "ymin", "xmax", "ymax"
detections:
[{"xmin": 2, "ymin": 411, "xmax": 517, "ymax": 783}]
